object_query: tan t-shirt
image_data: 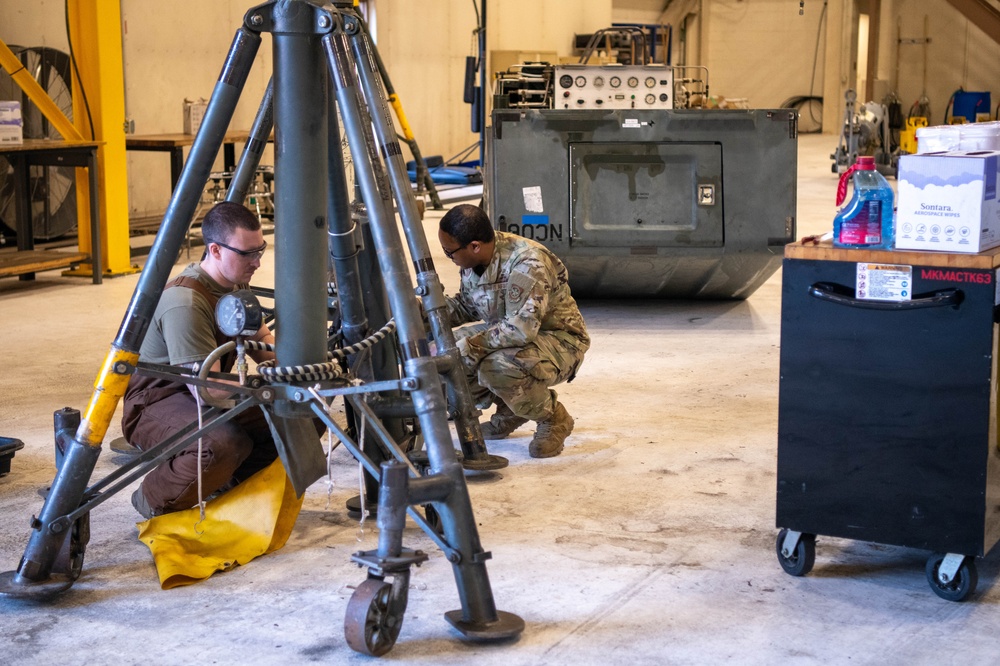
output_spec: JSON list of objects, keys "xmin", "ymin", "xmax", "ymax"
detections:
[{"xmin": 139, "ymin": 263, "xmax": 229, "ymax": 366}]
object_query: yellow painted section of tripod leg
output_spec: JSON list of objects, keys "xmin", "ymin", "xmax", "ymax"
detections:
[
  {"xmin": 0, "ymin": 38, "xmax": 84, "ymax": 141},
  {"xmin": 137, "ymin": 459, "xmax": 303, "ymax": 589},
  {"xmin": 388, "ymin": 94, "xmax": 415, "ymax": 142},
  {"xmin": 77, "ymin": 346, "xmax": 139, "ymax": 447}
]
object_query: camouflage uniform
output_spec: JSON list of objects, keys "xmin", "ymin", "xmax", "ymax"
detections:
[{"xmin": 445, "ymin": 231, "xmax": 589, "ymax": 421}]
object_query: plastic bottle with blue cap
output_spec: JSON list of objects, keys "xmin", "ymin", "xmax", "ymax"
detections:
[{"xmin": 833, "ymin": 155, "xmax": 895, "ymax": 249}]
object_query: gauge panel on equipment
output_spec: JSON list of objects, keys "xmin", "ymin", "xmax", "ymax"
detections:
[
  {"xmin": 216, "ymin": 289, "xmax": 264, "ymax": 337},
  {"xmin": 553, "ymin": 64, "xmax": 673, "ymax": 110}
]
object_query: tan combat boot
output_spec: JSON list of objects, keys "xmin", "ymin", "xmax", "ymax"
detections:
[
  {"xmin": 479, "ymin": 401, "xmax": 528, "ymax": 439},
  {"xmin": 528, "ymin": 402, "xmax": 574, "ymax": 458}
]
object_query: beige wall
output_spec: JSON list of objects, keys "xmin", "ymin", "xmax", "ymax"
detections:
[
  {"xmin": 375, "ymin": 0, "xmax": 613, "ymax": 166},
  {"xmin": 1, "ymin": 0, "xmax": 611, "ymax": 219},
  {"xmin": 5, "ymin": 0, "xmax": 1000, "ymax": 219},
  {"xmin": 1, "ymin": 1, "xmax": 274, "ymax": 218}
]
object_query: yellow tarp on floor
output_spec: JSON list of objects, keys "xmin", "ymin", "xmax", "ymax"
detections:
[{"xmin": 137, "ymin": 458, "xmax": 302, "ymax": 589}]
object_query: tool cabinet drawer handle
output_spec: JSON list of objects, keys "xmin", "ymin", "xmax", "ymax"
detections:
[{"xmin": 808, "ymin": 282, "xmax": 963, "ymax": 310}]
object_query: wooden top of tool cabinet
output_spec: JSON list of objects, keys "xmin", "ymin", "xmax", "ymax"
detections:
[{"xmin": 785, "ymin": 240, "xmax": 1000, "ymax": 269}]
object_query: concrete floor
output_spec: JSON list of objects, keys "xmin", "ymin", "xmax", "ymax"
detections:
[{"xmin": 1, "ymin": 133, "xmax": 998, "ymax": 664}]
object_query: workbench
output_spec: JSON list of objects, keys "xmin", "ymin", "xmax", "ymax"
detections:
[
  {"xmin": 775, "ymin": 240, "xmax": 1000, "ymax": 601},
  {"xmin": 0, "ymin": 139, "xmax": 102, "ymax": 284},
  {"xmin": 125, "ymin": 130, "xmax": 264, "ymax": 192}
]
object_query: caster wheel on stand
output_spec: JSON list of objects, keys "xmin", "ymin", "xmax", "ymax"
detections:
[
  {"xmin": 926, "ymin": 553, "xmax": 978, "ymax": 602},
  {"xmin": 422, "ymin": 503, "xmax": 444, "ymax": 536},
  {"xmin": 775, "ymin": 528, "xmax": 816, "ymax": 576},
  {"xmin": 344, "ymin": 577, "xmax": 407, "ymax": 656}
]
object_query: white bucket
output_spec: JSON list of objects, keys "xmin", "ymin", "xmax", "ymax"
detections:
[
  {"xmin": 916, "ymin": 124, "xmax": 961, "ymax": 153},
  {"xmin": 959, "ymin": 121, "xmax": 1000, "ymax": 151}
]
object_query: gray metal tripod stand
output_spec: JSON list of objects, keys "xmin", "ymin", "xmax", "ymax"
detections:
[{"xmin": 0, "ymin": 0, "xmax": 522, "ymax": 656}]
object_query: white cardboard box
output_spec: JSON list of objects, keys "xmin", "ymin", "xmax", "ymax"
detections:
[
  {"xmin": 0, "ymin": 100, "xmax": 23, "ymax": 145},
  {"xmin": 183, "ymin": 97, "xmax": 207, "ymax": 135},
  {"xmin": 896, "ymin": 151, "xmax": 1000, "ymax": 253}
]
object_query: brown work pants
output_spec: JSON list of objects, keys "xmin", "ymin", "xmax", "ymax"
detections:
[{"xmin": 127, "ymin": 389, "xmax": 278, "ymax": 515}]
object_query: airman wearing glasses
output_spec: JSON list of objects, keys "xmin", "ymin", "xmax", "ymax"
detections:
[
  {"xmin": 438, "ymin": 204, "xmax": 590, "ymax": 458},
  {"xmin": 121, "ymin": 202, "xmax": 281, "ymax": 519}
]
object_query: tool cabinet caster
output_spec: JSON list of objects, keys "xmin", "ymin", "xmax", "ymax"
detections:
[
  {"xmin": 926, "ymin": 553, "xmax": 978, "ymax": 602},
  {"xmin": 775, "ymin": 528, "xmax": 816, "ymax": 576}
]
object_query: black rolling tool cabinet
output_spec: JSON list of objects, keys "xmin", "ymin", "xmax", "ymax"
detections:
[{"xmin": 775, "ymin": 241, "xmax": 1000, "ymax": 601}]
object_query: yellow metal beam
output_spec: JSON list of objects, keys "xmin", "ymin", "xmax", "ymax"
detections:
[
  {"xmin": 64, "ymin": 0, "xmax": 138, "ymax": 279},
  {"xmin": 0, "ymin": 38, "xmax": 84, "ymax": 141}
]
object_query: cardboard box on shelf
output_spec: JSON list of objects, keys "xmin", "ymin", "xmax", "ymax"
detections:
[
  {"xmin": 896, "ymin": 151, "xmax": 1000, "ymax": 253},
  {"xmin": 0, "ymin": 101, "xmax": 23, "ymax": 145},
  {"xmin": 183, "ymin": 97, "xmax": 207, "ymax": 135},
  {"xmin": 491, "ymin": 50, "xmax": 559, "ymax": 77}
]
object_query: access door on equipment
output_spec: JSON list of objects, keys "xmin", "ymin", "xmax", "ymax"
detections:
[{"xmin": 569, "ymin": 141, "xmax": 723, "ymax": 248}]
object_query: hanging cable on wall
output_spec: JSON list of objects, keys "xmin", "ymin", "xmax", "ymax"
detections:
[{"xmin": 63, "ymin": 0, "xmax": 95, "ymax": 140}]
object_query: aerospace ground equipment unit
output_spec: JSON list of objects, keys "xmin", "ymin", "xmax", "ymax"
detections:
[
  {"xmin": 0, "ymin": 1, "xmax": 521, "ymax": 657},
  {"xmin": 831, "ymin": 88, "xmax": 899, "ymax": 177},
  {"xmin": 486, "ymin": 107, "xmax": 797, "ymax": 299}
]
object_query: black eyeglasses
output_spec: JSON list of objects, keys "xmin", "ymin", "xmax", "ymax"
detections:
[
  {"xmin": 209, "ymin": 239, "xmax": 268, "ymax": 261},
  {"xmin": 442, "ymin": 242, "xmax": 468, "ymax": 259}
]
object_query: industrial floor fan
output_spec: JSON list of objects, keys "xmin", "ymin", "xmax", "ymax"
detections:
[{"xmin": 0, "ymin": 45, "xmax": 78, "ymax": 245}]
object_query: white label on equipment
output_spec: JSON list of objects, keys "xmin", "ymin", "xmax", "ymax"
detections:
[
  {"xmin": 522, "ymin": 186, "xmax": 544, "ymax": 213},
  {"xmin": 622, "ymin": 118, "xmax": 641, "ymax": 128},
  {"xmin": 856, "ymin": 263, "xmax": 912, "ymax": 301}
]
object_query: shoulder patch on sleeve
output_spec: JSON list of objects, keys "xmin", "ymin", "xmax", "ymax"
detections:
[{"xmin": 507, "ymin": 271, "xmax": 536, "ymax": 305}]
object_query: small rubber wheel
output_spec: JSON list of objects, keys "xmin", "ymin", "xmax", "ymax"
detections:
[
  {"xmin": 926, "ymin": 553, "xmax": 978, "ymax": 602},
  {"xmin": 344, "ymin": 578, "xmax": 404, "ymax": 656},
  {"xmin": 775, "ymin": 529, "xmax": 816, "ymax": 576},
  {"xmin": 423, "ymin": 503, "xmax": 444, "ymax": 536},
  {"xmin": 68, "ymin": 513, "xmax": 90, "ymax": 581}
]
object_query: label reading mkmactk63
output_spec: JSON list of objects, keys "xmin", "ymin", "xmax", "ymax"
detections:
[{"xmin": 856, "ymin": 263, "xmax": 912, "ymax": 301}]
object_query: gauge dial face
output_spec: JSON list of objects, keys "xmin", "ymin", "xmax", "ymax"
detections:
[
  {"xmin": 645, "ymin": 76, "xmax": 656, "ymax": 88},
  {"xmin": 609, "ymin": 76, "xmax": 621, "ymax": 88},
  {"xmin": 558, "ymin": 74, "xmax": 574, "ymax": 88},
  {"xmin": 627, "ymin": 76, "xmax": 639, "ymax": 88},
  {"xmin": 574, "ymin": 75, "xmax": 587, "ymax": 87},
  {"xmin": 216, "ymin": 289, "xmax": 263, "ymax": 337},
  {"xmin": 645, "ymin": 93, "xmax": 656, "ymax": 104},
  {"xmin": 593, "ymin": 76, "xmax": 604, "ymax": 88}
]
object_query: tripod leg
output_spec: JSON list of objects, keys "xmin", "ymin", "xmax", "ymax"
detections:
[
  {"xmin": 226, "ymin": 78, "xmax": 274, "ymax": 204},
  {"xmin": 0, "ymin": 26, "xmax": 262, "ymax": 598},
  {"xmin": 325, "ymin": 23, "xmax": 524, "ymax": 642},
  {"xmin": 347, "ymin": 27, "xmax": 507, "ymax": 472},
  {"xmin": 353, "ymin": 12, "xmax": 443, "ymax": 210}
]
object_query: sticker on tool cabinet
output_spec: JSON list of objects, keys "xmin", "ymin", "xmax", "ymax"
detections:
[{"xmin": 856, "ymin": 263, "xmax": 912, "ymax": 301}]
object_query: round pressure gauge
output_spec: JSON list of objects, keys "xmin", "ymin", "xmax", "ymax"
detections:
[
  {"xmin": 216, "ymin": 289, "xmax": 263, "ymax": 338},
  {"xmin": 627, "ymin": 76, "xmax": 639, "ymax": 88},
  {"xmin": 645, "ymin": 76, "xmax": 657, "ymax": 88},
  {"xmin": 593, "ymin": 76, "xmax": 605, "ymax": 88},
  {"xmin": 609, "ymin": 76, "xmax": 621, "ymax": 88},
  {"xmin": 574, "ymin": 75, "xmax": 587, "ymax": 87},
  {"xmin": 558, "ymin": 74, "xmax": 574, "ymax": 88},
  {"xmin": 645, "ymin": 93, "xmax": 656, "ymax": 104}
]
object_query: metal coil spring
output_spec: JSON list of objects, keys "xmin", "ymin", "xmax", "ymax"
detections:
[{"xmin": 248, "ymin": 320, "xmax": 396, "ymax": 383}]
